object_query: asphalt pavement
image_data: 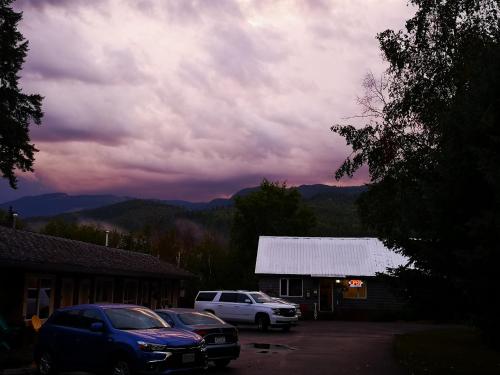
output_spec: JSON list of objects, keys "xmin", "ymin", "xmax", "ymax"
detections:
[{"xmin": 206, "ymin": 320, "xmax": 435, "ymax": 375}]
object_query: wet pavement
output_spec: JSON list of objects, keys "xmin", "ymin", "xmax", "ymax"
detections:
[
  {"xmin": 1, "ymin": 321, "xmax": 438, "ymax": 375},
  {"xmin": 206, "ymin": 320, "xmax": 437, "ymax": 375}
]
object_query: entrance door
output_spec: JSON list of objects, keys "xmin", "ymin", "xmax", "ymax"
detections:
[{"xmin": 319, "ymin": 279, "xmax": 334, "ymax": 312}]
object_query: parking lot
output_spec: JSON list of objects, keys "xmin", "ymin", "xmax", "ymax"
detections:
[{"xmin": 207, "ymin": 320, "xmax": 434, "ymax": 375}]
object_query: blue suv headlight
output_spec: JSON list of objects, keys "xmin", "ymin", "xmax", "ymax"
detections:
[{"xmin": 137, "ymin": 341, "xmax": 168, "ymax": 352}]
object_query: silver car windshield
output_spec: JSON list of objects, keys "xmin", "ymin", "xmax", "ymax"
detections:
[{"xmin": 249, "ymin": 292, "xmax": 274, "ymax": 304}]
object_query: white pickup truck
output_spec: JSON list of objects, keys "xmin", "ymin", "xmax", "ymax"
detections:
[{"xmin": 194, "ymin": 291, "xmax": 298, "ymax": 331}]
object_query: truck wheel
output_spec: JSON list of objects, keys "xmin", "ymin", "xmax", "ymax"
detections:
[
  {"xmin": 256, "ymin": 314, "xmax": 270, "ymax": 332},
  {"xmin": 214, "ymin": 359, "xmax": 231, "ymax": 368}
]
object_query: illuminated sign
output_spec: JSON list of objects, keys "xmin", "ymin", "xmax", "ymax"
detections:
[{"xmin": 348, "ymin": 280, "xmax": 363, "ymax": 288}]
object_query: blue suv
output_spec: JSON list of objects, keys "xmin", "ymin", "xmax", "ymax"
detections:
[{"xmin": 35, "ymin": 304, "xmax": 207, "ymax": 375}]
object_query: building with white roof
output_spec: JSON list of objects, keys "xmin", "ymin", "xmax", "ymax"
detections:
[{"xmin": 255, "ymin": 236, "xmax": 409, "ymax": 318}]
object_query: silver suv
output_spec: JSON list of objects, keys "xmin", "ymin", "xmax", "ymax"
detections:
[{"xmin": 194, "ymin": 291, "xmax": 298, "ymax": 331}]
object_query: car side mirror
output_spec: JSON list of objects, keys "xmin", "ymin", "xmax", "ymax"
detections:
[
  {"xmin": 89, "ymin": 322, "xmax": 104, "ymax": 332},
  {"xmin": 244, "ymin": 299, "xmax": 252, "ymax": 304}
]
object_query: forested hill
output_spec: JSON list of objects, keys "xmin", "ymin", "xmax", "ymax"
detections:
[{"xmin": 23, "ymin": 184, "xmax": 369, "ymax": 238}]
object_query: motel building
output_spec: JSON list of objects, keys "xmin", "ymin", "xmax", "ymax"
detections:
[
  {"xmin": 0, "ymin": 226, "xmax": 193, "ymax": 327},
  {"xmin": 255, "ymin": 236, "xmax": 410, "ymax": 319}
]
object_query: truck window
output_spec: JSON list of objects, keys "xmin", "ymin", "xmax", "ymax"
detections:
[
  {"xmin": 219, "ymin": 292, "xmax": 238, "ymax": 302},
  {"xmin": 195, "ymin": 292, "xmax": 217, "ymax": 302},
  {"xmin": 236, "ymin": 293, "xmax": 251, "ymax": 303}
]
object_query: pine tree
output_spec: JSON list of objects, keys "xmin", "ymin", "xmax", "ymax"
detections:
[{"xmin": 0, "ymin": 0, "xmax": 43, "ymax": 188}]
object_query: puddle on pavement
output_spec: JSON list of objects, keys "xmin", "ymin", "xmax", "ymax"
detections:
[{"xmin": 245, "ymin": 343, "xmax": 297, "ymax": 354}]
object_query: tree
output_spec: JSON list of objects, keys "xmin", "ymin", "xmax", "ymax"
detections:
[
  {"xmin": 332, "ymin": 0, "xmax": 500, "ymax": 341},
  {"xmin": 0, "ymin": 0, "xmax": 43, "ymax": 188},
  {"xmin": 230, "ymin": 179, "xmax": 316, "ymax": 287}
]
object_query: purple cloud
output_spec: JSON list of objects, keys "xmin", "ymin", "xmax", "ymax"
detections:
[{"xmin": 6, "ymin": 0, "xmax": 412, "ymax": 201}]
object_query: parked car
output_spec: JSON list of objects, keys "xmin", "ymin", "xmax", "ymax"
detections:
[
  {"xmin": 270, "ymin": 298, "xmax": 302, "ymax": 318},
  {"xmin": 156, "ymin": 308, "xmax": 239, "ymax": 368},
  {"xmin": 34, "ymin": 304, "xmax": 207, "ymax": 375},
  {"xmin": 194, "ymin": 291, "xmax": 298, "ymax": 331}
]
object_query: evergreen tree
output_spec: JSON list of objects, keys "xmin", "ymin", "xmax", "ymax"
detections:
[{"xmin": 0, "ymin": 0, "xmax": 43, "ymax": 188}]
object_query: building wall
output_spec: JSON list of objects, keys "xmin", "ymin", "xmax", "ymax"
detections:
[
  {"xmin": 258, "ymin": 275, "xmax": 405, "ymax": 320},
  {"xmin": 0, "ymin": 267, "xmax": 183, "ymax": 326}
]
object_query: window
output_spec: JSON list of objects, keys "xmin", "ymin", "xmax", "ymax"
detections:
[
  {"xmin": 51, "ymin": 310, "xmax": 83, "ymax": 328},
  {"xmin": 157, "ymin": 312, "xmax": 175, "ymax": 326},
  {"xmin": 81, "ymin": 309, "xmax": 105, "ymax": 329},
  {"xmin": 177, "ymin": 312, "xmax": 225, "ymax": 325},
  {"xmin": 104, "ymin": 307, "xmax": 167, "ymax": 330},
  {"xmin": 342, "ymin": 280, "xmax": 367, "ymax": 299},
  {"xmin": 236, "ymin": 293, "xmax": 251, "ymax": 303},
  {"xmin": 280, "ymin": 278, "xmax": 303, "ymax": 297},
  {"xmin": 249, "ymin": 292, "xmax": 274, "ymax": 304},
  {"xmin": 196, "ymin": 292, "xmax": 217, "ymax": 302},
  {"xmin": 219, "ymin": 292, "xmax": 238, "ymax": 302},
  {"xmin": 123, "ymin": 280, "xmax": 138, "ymax": 304},
  {"xmin": 24, "ymin": 275, "xmax": 54, "ymax": 320},
  {"xmin": 95, "ymin": 278, "xmax": 114, "ymax": 303}
]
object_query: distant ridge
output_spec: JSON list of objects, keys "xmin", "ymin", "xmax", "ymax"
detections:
[
  {"xmin": 1, "ymin": 184, "xmax": 367, "ymax": 218},
  {"xmin": 0, "ymin": 193, "xmax": 130, "ymax": 218}
]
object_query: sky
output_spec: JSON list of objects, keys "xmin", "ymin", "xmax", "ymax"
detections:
[{"xmin": 1, "ymin": 0, "xmax": 413, "ymax": 203}]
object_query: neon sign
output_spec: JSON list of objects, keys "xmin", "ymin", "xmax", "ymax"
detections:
[{"xmin": 348, "ymin": 280, "xmax": 363, "ymax": 288}]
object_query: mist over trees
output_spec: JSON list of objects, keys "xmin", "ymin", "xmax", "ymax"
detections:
[{"xmin": 332, "ymin": 0, "xmax": 500, "ymax": 341}]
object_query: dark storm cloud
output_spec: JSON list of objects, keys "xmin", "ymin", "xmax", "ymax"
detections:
[
  {"xmin": 30, "ymin": 114, "xmax": 131, "ymax": 146},
  {"xmin": 12, "ymin": 0, "xmax": 412, "ymax": 200}
]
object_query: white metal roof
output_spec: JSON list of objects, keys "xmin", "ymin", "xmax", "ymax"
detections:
[{"xmin": 255, "ymin": 236, "xmax": 409, "ymax": 277}]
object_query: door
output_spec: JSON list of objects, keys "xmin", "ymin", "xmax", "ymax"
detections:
[
  {"xmin": 48, "ymin": 309, "xmax": 84, "ymax": 370},
  {"xmin": 78, "ymin": 309, "xmax": 109, "ymax": 371},
  {"xmin": 215, "ymin": 292, "xmax": 239, "ymax": 320},
  {"xmin": 235, "ymin": 293, "xmax": 254, "ymax": 322},
  {"xmin": 319, "ymin": 279, "xmax": 334, "ymax": 312}
]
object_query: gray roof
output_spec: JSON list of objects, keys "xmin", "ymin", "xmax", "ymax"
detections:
[
  {"xmin": 255, "ymin": 236, "xmax": 409, "ymax": 277},
  {"xmin": 0, "ymin": 226, "xmax": 193, "ymax": 279}
]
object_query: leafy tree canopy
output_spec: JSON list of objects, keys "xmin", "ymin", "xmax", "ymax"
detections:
[
  {"xmin": 230, "ymin": 179, "xmax": 316, "ymax": 286},
  {"xmin": 0, "ymin": 0, "xmax": 43, "ymax": 188},
  {"xmin": 332, "ymin": 0, "xmax": 500, "ymax": 339}
]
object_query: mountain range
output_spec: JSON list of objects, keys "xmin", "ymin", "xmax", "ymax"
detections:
[
  {"xmin": 1, "ymin": 184, "xmax": 366, "ymax": 218},
  {"xmin": 1, "ymin": 184, "xmax": 370, "ymax": 237}
]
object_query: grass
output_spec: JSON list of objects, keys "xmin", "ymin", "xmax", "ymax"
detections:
[{"xmin": 394, "ymin": 327, "xmax": 500, "ymax": 375}]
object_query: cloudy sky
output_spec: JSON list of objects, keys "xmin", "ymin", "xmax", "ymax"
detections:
[{"xmin": 1, "ymin": 0, "xmax": 413, "ymax": 202}]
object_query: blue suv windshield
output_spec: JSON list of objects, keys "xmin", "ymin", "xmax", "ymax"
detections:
[{"xmin": 105, "ymin": 307, "xmax": 169, "ymax": 330}]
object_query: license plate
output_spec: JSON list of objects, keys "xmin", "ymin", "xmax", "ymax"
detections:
[
  {"xmin": 214, "ymin": 336, "xmax": 226, "ymax": 344},
  {"xmin": 182, "ymin": 353, "xmax": 195, "ymax": 363}
]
